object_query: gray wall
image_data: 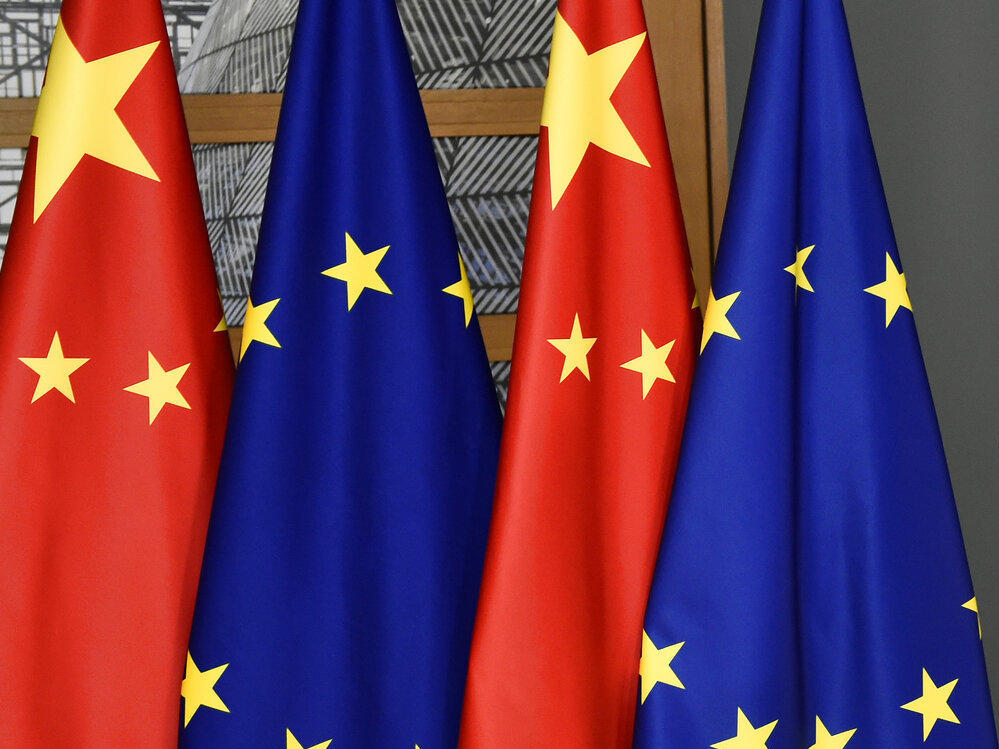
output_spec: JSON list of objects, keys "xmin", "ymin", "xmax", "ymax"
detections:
[{"xmin": 723, "ymin": 0, "xmax": 999, "ymax": 707}]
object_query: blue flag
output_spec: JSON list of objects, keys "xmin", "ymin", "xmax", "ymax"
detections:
[
  {"xmin": 634, "ymin": 0, "xmax": 996, "ymax": 746},
  {"xmin": 179, "ymin": 1, "xmax": 501, "ymax": 746}
]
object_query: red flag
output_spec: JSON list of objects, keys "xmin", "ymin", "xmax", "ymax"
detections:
[
  {"xmin": 460, "ymin": 0, "xmax": 699, "ymax": 745},
  {"xmin": 0, "ymin": 1, "xmax": 233, "ymax": 744}
]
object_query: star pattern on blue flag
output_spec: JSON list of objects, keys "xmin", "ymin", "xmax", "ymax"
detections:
[{"xmin": 633, "ymin": 1, "xmax": 995, "ymax": 747}]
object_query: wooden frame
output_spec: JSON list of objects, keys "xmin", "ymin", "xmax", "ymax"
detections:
[
  {"xmin": 0, "ymin": 2, "xmax": 727, "ymax": 364},
  {"xmin": 0, "ymin": 89, "xmax": 547, "ymax": 147}
]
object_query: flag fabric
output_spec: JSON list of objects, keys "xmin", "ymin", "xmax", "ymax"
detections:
[
  {"xmin": 179, "ymin": 0, "xmax": 502, "ymax": 746},
  {"xmin": 460, "ymin": 0, "xmax": 699, "ymax": 745},
  {"xmin": 634, "ymin": 0, "xmax": 997, "ymax": 746},
  {"xmin": 0, "ymin": 0, "xmax": 234, "ymax": 744}
]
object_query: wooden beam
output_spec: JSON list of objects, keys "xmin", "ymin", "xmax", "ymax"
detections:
[
  {"xmin": 226, "ymin": 313, "xmax": 517, "ymax": 365},
  {"xmin": 477, "ymin": 314, "xmax": 516, "ymax": 362},
  {"xmin": 0, "ymin": 97, "xmax": 36, "ymax": 148},
  {"xmin": 0, "ymin": 89, "xmax": 545, "ymax": 148},
  {"xmin": 643, "ymin": 0, "xmax": 711, "ymax": 305},
  {"xmin": 641, "ymin": 0, "xmax": 729, "ymax": 303},
  {"xmin": 704, "ymin": 0, "xmax": 730, "ymax": 255}
]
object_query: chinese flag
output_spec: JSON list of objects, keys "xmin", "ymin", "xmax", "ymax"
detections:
[
  {"xmin": 0, "ymin": 0, "xmax": 233, "ymax": 745},
  {"xmin": 460, "ymin": 0, "xmax": 699, "ymax": 746}
]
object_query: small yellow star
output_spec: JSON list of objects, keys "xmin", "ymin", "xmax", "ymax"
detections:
[
  {"xmin": 784, "ymin": 245, "xmax": 816, "ymax": 294},
  {"xmin": 639, "ymin": 630, "xmax": 684, "ymax": 703},
  {"xmin": 540, "ymin": 11, "xmax": 649, "ymax": 208},
  {"xmin": 18, "ymin": 331, "xmax": 89, "ymax": 403},
  {"xmin": 31, "ymin": 18, "xmax": 160, "ymax": 221},
  {"xmin": 123, "ymin": 351, "xmax": 191, "ymax": 424},
  {"xmin": 864, "ymin": 252, "xmax": 913, "ymax": 327},
  {"xmin": 547, "ymin": 313, "xmax": 597, "ymax": 382},
  {"xmin": 323, "ymin": 232, "xmax": 392, "ymax": 310},
  {"xmin": 286, "ymin": 729, "xmax": 332, "ymax": 749},
  {"xmin": 181, "ymin": 652, "xmax": 229, "ymax": 728},
  {"xmin": 621, "ymin": 330, "xmax": 675, "ymax": 398},
  {"xmin": 711, "ymin": 708, "xmax": 778, "ymax": 749},
  {"xmin": 240, "ymin": 296, "xmax": 281, "ymax": 361},
  {"xmin": 901, "ymin": 668, "xmax": 960, "ymax": 740},
  {"xmin": 963, "ymin": 597, "xmax": 983, "ymax": 639},
  {"xmin": 808, "ymin": 716, "xmax": 856, "ymax": 749},
  {"xmin": 701, "ymin": 289, "xmax": 741, "ymax": 353},
  {"xmin": 442, "ymin": 254, "xmax": 475, "ymax": 327}
]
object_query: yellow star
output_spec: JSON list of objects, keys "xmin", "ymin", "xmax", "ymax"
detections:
[
  {"xmin": 711, "ymin": 708, "xmax": 778, "ymax": 749},
  {"xmin": 963, "ymin": 597, "xmax": 982, "ymax": 639},
  {"xmin": 784, "ymin": 244, "xmax": 816, "ymax": 294},
  {"xmin": 901, "ymin": 668, "xmax": 960, "ymax": 740},
  {"xmin": 442, "ymin": 254, "xmax": 475, "ymax": 327},
  {"xmin": 547, "ymin": 313, "xmax": 597, "ymax": 382},
  {"xmin": 864, "ymin": 252, "xmax": 913, "ymax": 327},
  {"xmin": 701, "ymin": 289, "xmax": 741, "ymax": 353},
  {"xmin": 123, "ymin": 351, "xmax": 191, "ymax": 424},
  {"xmin": 18, "ymin": 331, "xmax": 89, "ymax": 403},
  {"xmin": 808, "ymin": 716, "xmax": 856, "ymax": 749},
  {"xmin": 621, "ymin": 330, "xmax": 675, "ymax": 398},
  {"xmin": 240, "ymin": 296, "xmax": 281, "ymax": 361},
  {"xmin": 181, "ymin": 652, "xmax": 229, "ymax": 728},
  {"xmin": 31, "ymin": 17, "xmax": 160, "ymax": 221},
  {"xmin": 286, "ymin": 729, "xmax": 332, "ymax": 749},
  {"xmin": 540, "ymin": 11, "xmax": 649, "ymax": 209},
  {"xmin": 323, "ymin": 232, "xmax": 392, "ymax": 310},
  {"xmin": 639, "ymin": 630, "xmax": 684, "ymax": 703}
]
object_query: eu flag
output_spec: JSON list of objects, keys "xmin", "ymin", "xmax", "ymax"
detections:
[
  {"xmin": 634, "ymin": 0, "xmax": 996, "ymax": 746},
  {"xmin": 179, "ymin": 0, "xmax": 501, "ymax": 746}
]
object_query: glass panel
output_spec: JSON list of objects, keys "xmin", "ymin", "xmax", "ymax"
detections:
[
  {"xmin": 178, "ymin": 0, "xmax": 555, "ymax": 93},
  {"xmin": 0, "ymin": 1, "xmax": 211, "ymax": 97}
]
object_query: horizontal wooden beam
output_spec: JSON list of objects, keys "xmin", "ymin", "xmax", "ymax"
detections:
[
  {"xmin": 226, "ymin": 313, "xmax": 517, "ymax": 364},
  {"xmin": 477, "ymin": 313, "xmax": 516, "ymax": 361},
  {"xmin": 0, "ymin": 89, "xmax": 545, "ymax": 148}
]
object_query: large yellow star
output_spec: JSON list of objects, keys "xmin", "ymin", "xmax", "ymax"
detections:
[
  {"xmin": 864, "ymin": 252, "xmax": 912, "ymax": 327},
  {"xmin": 18, "ymin": 331, "xmax": 89, "ymax": 403},
  {"xmin": 701, "ymin": 289, "xmax": 742, "ymax": 353},
  {"xmin": 963, "ymin": 596, "xmax": 982, "ymax": 639},
  {"xmin": 808, "ymin": 716, "xmax": 856, "ymax": 749},
  {"xmin": 621, "ymin": 330, "xmax": 675, "ymax": 398},
  {"xmin": 639, "ymin": 630, "xmax": 684, "ymax": 704},
  {"xmin": 785, "ymin": 245, "xmax": 816, "ymax": 294},
  {"xmin": 442, "ymin": 254, "xmax": 475, "ymax": 327},
  {"xmin": 901, "ymin": 668, "xmax": 960, "ymax": 740},
  {"xmin": 286, "ymin": 729, "xmax": 332, "ymax": 749},
  {"xmin": 123, "ymin": 351, "xmax": 191, "ymax": 424},
  {"xmin": 31, "ymin": 18, "xmax": 160, "ymax": 221},
  {"xmin": 181, "ymin": 652, "xmax": 229, "ymax": 728},
  {"xmin": 323, "ymin": 232, "xmax": 392, "ymax": 310},
  {"xmin": 240, "ymin": 296, "xmax": 282, "ymax": 361},
  {"xmin": 547, "ymin": 313, "xmax": 597, "ymax": 382},
  {"xmin": 540, "ymin": 11, "xmax": 649, "ymax": 209},
  {"xmin": 711, "ymin": 708, "xmax": 778, "ymax": 749}
]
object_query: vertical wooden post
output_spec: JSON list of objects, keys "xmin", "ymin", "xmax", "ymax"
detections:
[{"xmin": 641, "ymin": 0, "xmax": 729, "ymax": 300}]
